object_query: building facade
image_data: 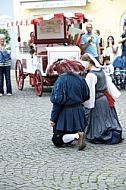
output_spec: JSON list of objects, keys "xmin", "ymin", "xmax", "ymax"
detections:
[
  {"xmin": 0, "ymin": 0, "xmax": 126, "ymax": 61},
  {"xmin": 18, "ymin": 0, "xmax": 126, "ymax": 43}
]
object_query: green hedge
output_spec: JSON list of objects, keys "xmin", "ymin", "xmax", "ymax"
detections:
[{"xmin": 0, "ymin": 28, "xmax": 11, "ymax": 44}]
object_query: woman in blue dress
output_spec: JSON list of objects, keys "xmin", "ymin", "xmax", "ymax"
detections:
[
  {"xmin": 47, "ymin": 59, "xmax": 90, "ymax": 150},
  {"xmin": 80, "ymin": 53, "xmax": 123, "ymax": 144}
]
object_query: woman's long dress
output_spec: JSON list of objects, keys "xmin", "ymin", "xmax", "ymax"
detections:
[{"xmin": 84, "ymin": 69, "xmax": 122, "ymax": 144}]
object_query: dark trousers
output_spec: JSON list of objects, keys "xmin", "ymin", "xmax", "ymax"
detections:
[
  {"xmin": 0, "ymin": 65, "xmax": 12, "ymax": 94},
  {"xmin": 52, "ymin": 128, "xmax": 77, "ymax": 147},
  {"xmin": 52, "ymin": 129, "xmax": 65, "ymax": 147}
]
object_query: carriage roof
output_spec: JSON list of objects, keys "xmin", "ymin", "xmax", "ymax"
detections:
[{"xmin": 6, "ymin": 13, "xmax": 90, "ymax": 28}]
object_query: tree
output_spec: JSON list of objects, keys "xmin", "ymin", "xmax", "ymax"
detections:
[{"xmin": 0, "ymin": 28, "xmax": 11, "ymax": 44}]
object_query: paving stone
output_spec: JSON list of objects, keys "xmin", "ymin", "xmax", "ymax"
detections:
[{"xmin": 0, "ymin": 70, "xmax": 126, "ymax": 190}]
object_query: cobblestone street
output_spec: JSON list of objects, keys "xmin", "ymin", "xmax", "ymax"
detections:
[{"xmin": 0, "ymin": 71, "xmax": 126, "ymax": 190}]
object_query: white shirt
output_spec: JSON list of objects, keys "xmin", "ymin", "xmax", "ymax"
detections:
[
  {"xmin": 83, "ymin": 71, "xmax": 98, "ymax": 108},
  {"xmin": 83, "ymin": 69, "xmax": 121, "ymax": 108},
  {"xmin": 102, "ymin": 63, "xmax": 114, "ymax": 75},
  {"xmin": 104, "ymin": 45, "xmax": 118, "ymax": 64}
]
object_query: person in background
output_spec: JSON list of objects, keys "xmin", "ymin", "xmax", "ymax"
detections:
[
  {"xmin": 47, "ymin": 59, "xmax": 90, "ymax": 151},
  {"xmin": 94, "ymin": 29, "xmax": 105, "ymax": 55},
  {"xmin": 102, "ymin": 55, "xmax": 114, "ymax": 81},
  {"xmin": 104, "ymin": 35, "xmax": 118, "ymax": 65},
  {"xmin": 27, "ymin": 32, "xmax": 35, "ymax": 58},
  {"xmin": 27, "ymin": 32, "xmax": 35, "ymax": 46},
  {"xmin": 80, "ymin": 53, "xmax": 123, "ymax": 145},
  {"xmin": 0, "ymin": 34, "xmax": 12, "ymax": 96},
  {"xmin": 80, "ymin": 23, "xmax": 101, "ymax": 63},
  {"xmin": 118, "ymin": 17, "xmax": 126, "ymax": 69}
]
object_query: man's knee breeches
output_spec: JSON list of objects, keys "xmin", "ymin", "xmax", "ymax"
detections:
[{"xmin": 52, "ymin": 130, "xmax": 64, "ymax": 147}]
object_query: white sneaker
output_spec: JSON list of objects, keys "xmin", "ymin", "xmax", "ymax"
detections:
[
  {"xmin": 0, "ymin": 93, "xmax": 3, "ymax": 97},
  {"xmin": 7, "ymin": 93, "xmax": 12, "ymax": 96}
]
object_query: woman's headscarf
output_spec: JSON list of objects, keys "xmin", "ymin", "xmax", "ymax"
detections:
[{"xmin": 80, "ymin": 53, "xmax": 102, "ymax": 68}]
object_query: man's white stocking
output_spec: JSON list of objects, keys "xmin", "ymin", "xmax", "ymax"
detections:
[{"xmin": 62, "ymin": 133, "xmax": 79, "ymax": 143}]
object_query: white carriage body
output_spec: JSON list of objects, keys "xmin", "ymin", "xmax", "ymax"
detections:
[{"xmin": 19, "ymin": 45, "xmax": 80, "ymax": 76}]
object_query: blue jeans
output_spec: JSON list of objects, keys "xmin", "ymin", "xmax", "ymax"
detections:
[{"xmin": 0, "ymin": 65, "xmax": 12, "ymax": 94}]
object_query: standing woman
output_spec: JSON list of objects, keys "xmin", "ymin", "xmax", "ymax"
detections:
[
  {"xmin": 0, "ymin": 34, "xmax": 12, "ymax": 96},
  {"xmin": 94, "ymin": 29, "xmax": 105, "ymax": 55},
  {"xmin": 104, "ymin": 35, "xmax": 118, "ymax": 65},
  {"xmin": 27, "ymin": 31, "xmax": 35, "ymax": 46},
  {"xmin": 80, "ymin": 53, "xmax": 123, "ymax": 144}
]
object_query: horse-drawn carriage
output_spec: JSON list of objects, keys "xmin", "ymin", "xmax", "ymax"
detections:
[{"xmin": 6, "ymin": 13, "xmax": 89, "ymax": 96}]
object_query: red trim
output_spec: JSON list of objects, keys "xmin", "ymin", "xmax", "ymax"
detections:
[
  {"xmin": 74, "ymin": 13, "xmax": 84, "ymax": 18},
  {"xmin": 16, "ymin": 21, "xmax": 18, "ymax": 26},
  {"xmin": 6, "ymin": 13, "xmax": 87, "ymax": 27},
  {"xmin": 34, "ymin": 38, "xmax": 70, "ymax": 44},
  {"xmin": 54, "ymin": 13, "xmax": 64, "ymax": 18},
  {"xmin": 34, "ymin": 24, "xmax": 37, "ymax": 41},
  {"xmin": 20, "ymin": 20, "xmax": 23, "ymax": 25},
  {"xmin": 26, "ymin": 20, "xmax": 28, "ymax": 25},
  {"xmin": 32, "ymin": 17, "xmax": 43, "ymax": 24},
  {"xmin": 63, "ymin": 16, "xmax": 66, "ymax": 39},
  {"xmin": 11, "ymin": 22, "xmax": 14, "ymax": 26}
]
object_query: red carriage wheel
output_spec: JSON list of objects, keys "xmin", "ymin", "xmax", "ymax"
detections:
[
  {"xmin": 15, "ymin": 60, "xmax": 24, "ymax": 90},
  {"xmin": 34, "ymin": 69, "xmax": 43, "ymax": 96}
]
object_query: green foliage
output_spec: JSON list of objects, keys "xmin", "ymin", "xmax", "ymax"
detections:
[{"xmin": 0, "ymin": 28, "xmax": 11, "ymax": 44}]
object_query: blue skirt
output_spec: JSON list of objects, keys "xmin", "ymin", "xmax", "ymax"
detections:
[{"xmin": 55, "ymin": 105, "xmax": 87, "ymax": 133}]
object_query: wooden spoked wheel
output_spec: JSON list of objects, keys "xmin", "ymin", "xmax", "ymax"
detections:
[
  {"xmin": 15, "ymin": 60, "xmax": 24, "ymax": 90},
  {"xmin": 34, "ymin": 69, "xmax": 43, "ymax": 96}
]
